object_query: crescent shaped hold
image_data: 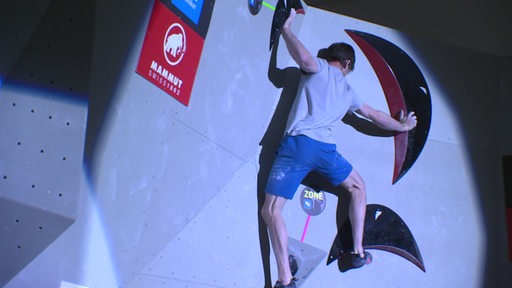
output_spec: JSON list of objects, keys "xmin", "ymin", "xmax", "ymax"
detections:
[
  {"xmin": 327, "ymin": 204, "xmax": 426, "ymax": 272},
  {"xmin": 346, "ymin": 30, "xmax": 432, "ymax": 184},
  {"xmin": 269, "ymin": 0, "xmax": 287, "ymax": 50},
  {"xmin": 269, "ymin": 0, "xmax": 306, "ymax": 51}
]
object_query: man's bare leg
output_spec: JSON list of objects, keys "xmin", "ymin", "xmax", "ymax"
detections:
[
  {"xmin": 261, "ymin": 194, "xmax": 293, "ymax": 285},
  {"xmin": 341, "ymin": 170, "xmax": 367, "ymax": 256}
]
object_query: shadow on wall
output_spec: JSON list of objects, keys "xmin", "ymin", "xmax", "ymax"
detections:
[
  {"xmin": 83, "ymin": 1, "xmax": 153, "ymax": 183},
  {"xmin": 409, "ymin": 40, "xmax": 504, "ymax": 288}
]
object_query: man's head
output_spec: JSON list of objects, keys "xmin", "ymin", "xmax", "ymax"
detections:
[{"xmin": 317, "ymin": 42, "xmax": 355, "ymax": 73}]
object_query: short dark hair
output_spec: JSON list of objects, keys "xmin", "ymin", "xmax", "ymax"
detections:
[{"xmin": 317, "ymin": 42, "xmax": 355, "ymax": 71}]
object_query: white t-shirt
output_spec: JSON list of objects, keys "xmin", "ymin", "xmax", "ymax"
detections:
[{"xmin": 285, "ymin": 58, "xmax": 364, "ymax": 144}]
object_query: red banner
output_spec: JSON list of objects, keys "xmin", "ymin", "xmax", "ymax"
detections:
[{"xmin": 136, "ymin": 1, "xmax": 205, "ymax": 106}]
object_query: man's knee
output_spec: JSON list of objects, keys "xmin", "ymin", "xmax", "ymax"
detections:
[
  {"xmin": 260, "ymin": 205, "xmax": 271, "ymax": 223},
  {"xmin": 341, "ymin": 172, "xmax": 366, "ymax": 196},
  {"xmin": 349, "ymin": 180, "xmax": 365, "ymax": 194},
  {"xmin": 261, "ymin": 201, "xmax": 275, "ymax": 224},
  {"xmin": 261, "ymin": 195, "xmax": 285, "ymax": 224},
  {"xmin": 262, "ymin": 206, "xmax": 281, "ymax": 223}
]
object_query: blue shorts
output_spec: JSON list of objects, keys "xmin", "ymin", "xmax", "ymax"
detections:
[{"xmin": 265, "ymin": 135, "xmax": 353, "ymax": 199}]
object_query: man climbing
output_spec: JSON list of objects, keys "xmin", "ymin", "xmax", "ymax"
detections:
[{"xmin": 261, "ymin": 8, "xmax": 417, "ymax": 288}]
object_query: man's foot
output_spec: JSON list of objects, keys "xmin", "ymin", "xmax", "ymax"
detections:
[
  {"xmin": 351, "ymin": 251, "xmax": 372, "ymax": 267},
  {"xmin": 274, "ymin": 278, "xmax": 297, "ymax": 288},
  {"xmin": 337, "ymin": 251, "xmax": 372, "ymax": 272}
]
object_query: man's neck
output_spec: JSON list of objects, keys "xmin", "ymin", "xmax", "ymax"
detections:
[{"xmin": 328, "ymin": 60, "xmax": 350, "ymax": 76}]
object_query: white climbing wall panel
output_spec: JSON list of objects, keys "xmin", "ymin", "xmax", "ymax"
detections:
[{"xmin": 0, "ymin": 0, "xmax": 92, "ymax": 285}]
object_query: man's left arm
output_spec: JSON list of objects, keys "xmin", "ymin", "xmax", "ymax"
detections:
[
  {"xmin": 356, "ymin": 103, "xmax": 417, "ymax": 132},
  {"xmin": 281, "ymin": 9, "xmax": 318, "ymax": 73}
]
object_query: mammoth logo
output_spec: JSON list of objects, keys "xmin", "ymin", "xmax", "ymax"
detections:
[{"xmin": 163, "ymin": 23, "xmax": 186, "ymax": 66}]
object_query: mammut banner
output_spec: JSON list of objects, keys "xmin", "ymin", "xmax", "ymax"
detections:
[{"xmin": 136, "ymin": 0, "xmax": 215, "ymax": 106}]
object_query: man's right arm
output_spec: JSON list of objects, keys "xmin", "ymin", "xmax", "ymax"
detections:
[
  {"xmin": 281, "ymin": 9, "xmax": 318, "ymax": 73},
  {"xmin": 356, "ymin": 103, "xmax": 417, "ymax": 132}
]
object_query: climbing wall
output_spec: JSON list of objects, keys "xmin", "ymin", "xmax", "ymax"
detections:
[
  {"xmin": 1, "ymin": 1, "xmax": 511, "ymax": 288},
  {"xmin": 0, "ymin": 0, "xmax": 93, "ymax": 286}
]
